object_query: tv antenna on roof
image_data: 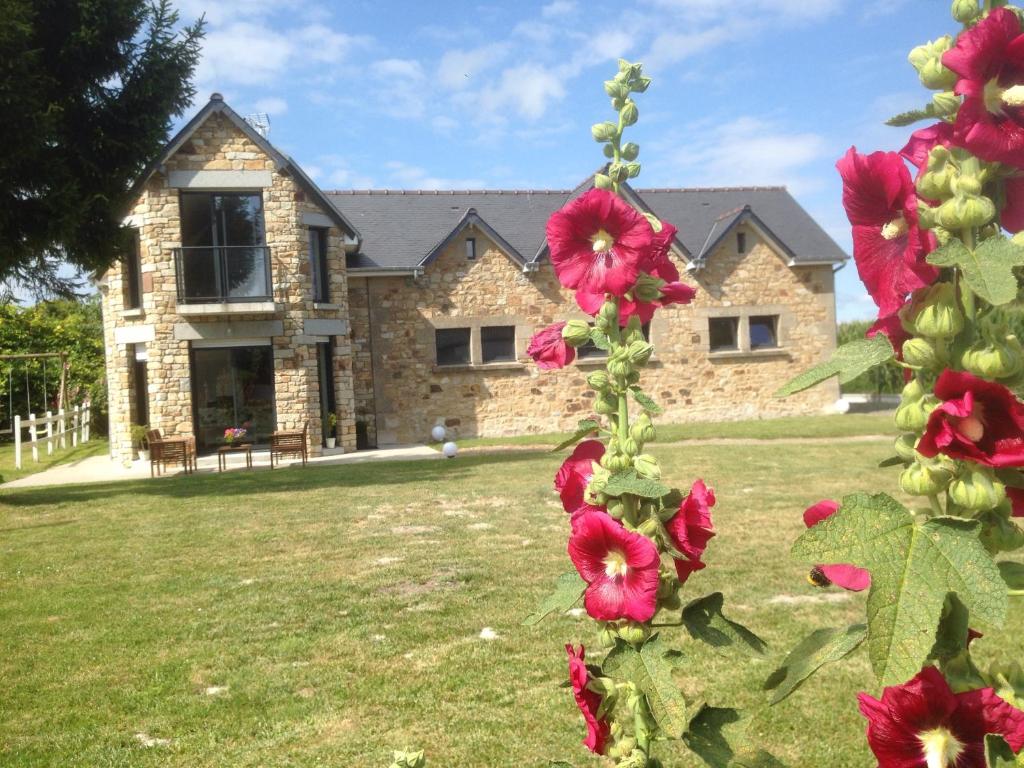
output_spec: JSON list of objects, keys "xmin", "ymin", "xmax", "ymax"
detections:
[{"xmin": 245, "ymin": 112, "xmax": 271, "ymax": 139}]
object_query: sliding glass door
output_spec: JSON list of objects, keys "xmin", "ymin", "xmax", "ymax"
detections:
[{"xmin": 191, "ymin": 345, "xmax": 275, "ymax": 451}]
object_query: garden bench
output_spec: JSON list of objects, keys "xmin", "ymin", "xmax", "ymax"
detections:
[
  {"xmin": 270, "ymin": 422, "xmax": 308, "ymax": 468},
  {"xmin": 146, "ymin": 429, "xmax": 197, "ymax": 477}
]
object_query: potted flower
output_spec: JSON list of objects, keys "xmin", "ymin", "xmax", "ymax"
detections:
[
  {"xmin": 131, "ymin": 424, "xmax": 149, "ymax": 461},
  {"xmin": 325, "ymin": 412, "xmax": 337, "ymax": 449},
  {"xmin": 223, "ymin": 427, "xmax": 248, "ymax": 445}
]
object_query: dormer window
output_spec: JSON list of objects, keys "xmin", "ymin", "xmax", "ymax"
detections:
[
  {"xmin": 736, "ymin": 231, "xmax": 747, "ymax": 254},
  {"xmin": 466, "ymin": 237, "xmax": 476, "ymax": 260}
]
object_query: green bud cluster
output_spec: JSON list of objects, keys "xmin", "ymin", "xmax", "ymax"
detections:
[
  {"xmin": 908, "ymin": 36, "xmax": 957, "ymax": 90},
  {"xmin": 906, "ymin": 283, "xmax": 964, "ymax": 339},
  {"xmin": 592, "ymin": 60, "xmax": 650, "ymax": 194},
  {"xmin": 951, "ymin": 0, "xmax": 981, "ymax": 24},
  {"xmin": 562, "ymin": 319, "xmax": 592, "ymax": 347},
  {"xmin": 949, "ymin": 466, "xmax": 1006, "ymax": 511},
  {"xmin": 900, "ymin": 458, "xmax": 953, "ymax": 496},
  {"xmin": 894, "ymin": 378, "xmax": 938, "ymax": 433}
]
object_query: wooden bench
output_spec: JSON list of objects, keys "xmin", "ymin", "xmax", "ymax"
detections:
[
  {"xmin": 147, "ymin": 429, "xmax": 197, "ymax": 477},
  {"xmin": 270, "ymin": 422, "xmax": 308, "ymax": 469}
]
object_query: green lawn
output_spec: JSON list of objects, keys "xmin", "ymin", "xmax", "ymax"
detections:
[
  {"xmin": 0, "ymin": 435, "xmax": 1019, "ymax": 767},
  {"xmin": 439, "ymin": 411, "xmax": 897, "ymax": 449},
  {"xmin": 0, "ymin": 438, "xmax": 109, "ymax": 485}
]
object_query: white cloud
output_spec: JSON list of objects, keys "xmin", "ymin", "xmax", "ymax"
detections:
[
  {"xmin": 253, "ymin": 97, "xmax": 288, "ymax": 115},
  {"xmin": 370, "ymin": 59, "xmax": 427, "ymax": 118},
  {"xmin": 372, "ymin": 58, "xmax": 425, "ymax": 80},
  {"xmin": 469, "ymin": 64, "xmax": 567, "ymax": 122},
  {"xmin": 195, "ymin": 22, "xmax": 294, "ymax": 87},
  {"xmin": 437, "ymin": 44, "xmax": 510, "ymax": 90},
  {"xmin": 541, "ymin": 0, "xmax": 577, "ymax": 18},
  {"xmin": 384, "ymin": 161, "xmax": 486, "ymax": 190},
  {"xmin": 308, "ymin": 155, "xmax": 376, "ymax": 190}
]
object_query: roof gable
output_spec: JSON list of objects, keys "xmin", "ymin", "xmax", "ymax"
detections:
[{"xmin": 420, "ymin": 208, "xmax": 530, "ymax": 270}]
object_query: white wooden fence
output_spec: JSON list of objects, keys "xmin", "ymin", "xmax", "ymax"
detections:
[{"xmin": 12, "ymin": 402, "xmax": 91, "ymax": 470}]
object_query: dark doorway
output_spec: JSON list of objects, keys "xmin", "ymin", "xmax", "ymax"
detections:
[
  {"xmin": 190, "ymin": 345, "xmax": 275, "ymax": 451},
  {"xmin": 316, "ymin": 340, "xmax": 336, "ymax": 446}
]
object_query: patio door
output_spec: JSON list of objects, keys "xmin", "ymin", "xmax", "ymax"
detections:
[{"xmin": 190, "ymin": 343, "xmax": 275, "ymax": 451}]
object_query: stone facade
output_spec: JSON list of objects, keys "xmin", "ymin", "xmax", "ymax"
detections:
[
  {"xmin": 347, "ymin": 227, "xmax": 838, "ymax": 447},
  {"xmin": 100, "ymin": 110, "xmax": 357, "ymax": 464}
]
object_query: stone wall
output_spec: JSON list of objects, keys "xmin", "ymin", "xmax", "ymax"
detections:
[
  {"xmin": 100, "ymin": 111, "xmax": 356, "ymax": 464},
  {"xmin": 347, "ymin": 226, "xmax": 838, "ymax": 445}
]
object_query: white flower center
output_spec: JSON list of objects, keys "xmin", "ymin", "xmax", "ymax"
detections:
[
  {"xmin": 918, "ymin": 727, "xmax": 964, "ymax": 768},
  {"xmin": 956, "ymin": 414, "xmax": 985, "ymax": 442},
  {"xmin": 604, "ymin": 549, "xmax": 629, "ymax": 578},
  {"xmin": 1003, "ymin": 83, "xmax": 1024, "ymax": 108},
  {"xmin": 881, "ymin": 215, "xmax": 909, "ymax": 240},
  {"xmin": 591, "ymin": 229, "xmax": 615, "ymax": 253}
]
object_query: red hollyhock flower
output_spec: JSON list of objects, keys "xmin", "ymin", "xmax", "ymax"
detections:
[
  {"xmin": 802, "ymin": 500, "xmax": 871, "ymax": 592},
  {"xmin": 527, "ymin": 321, "xmax": 575, "ymax": 370},
  {"xmin": 547, "ymin": 189, "xmax": 654, "ymax": 296},
  {"xmin": 943, "ymin": 7, "xmax": 1024, "ymax": 168},
  {"xmin": 568, "ymin": 511, "xmax": 660, "ymax": 622},
  {"xmin": 836, "ymin": 147, "xmax": 938, "ymax": 317},
  {"xmin": 1007, "ymin": 486, "xmax": 1024, "ymax": 517},
  {"xmin": 554, "ymin": 439, "xmax": 606, "ymax": 520},
  {"xmin": 868, "ymin": 310, "xmax": 912, "ymax": 365},
  {"xmin": 566, "ymin": 644, "xmax": 610, "ymax": 754},
  {"xmin": 917, "ymin": 370, "xmax": 1024, "ymax": 468},
  {"xmin": 900, "ymin": 122, "xmax": 955, "ymax": 181},
  {"xmin": 858, "ymin": 666, "xmax": 1024, "ymax": 767},
  {"xmin": 665, "ymin": 479, "xmax": 716, "ymax": 585}
]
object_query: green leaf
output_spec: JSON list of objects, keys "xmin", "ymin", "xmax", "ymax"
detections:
[
  {"xmin": 589, "ymin": 329, "xmax": 610, "ymax": 351},
  {"xmin": 984, "ymin": 734, "xmax": 1017, "ymax": 767},
  {"xmin": 792, "ymin": 492, "xmax": 1007, "ymax": 684},
  {"xmin": 603, "ymin": 635, "xmax": 688, "ymax": 738},
  {"xmin": 604, "ymin": 469, "xmax": 670, "ymax": 499},
  {"xmin": 927, "ymin": 237, "xmax": 1024, "ymax": 306},
  {"xmin": 878, "ymin": 455, "xmax": 905, "ymax": 468},
  {"xmin": 929, "ymin": 594, "xmax": 971, "ymax": 662},
  {"xmin": 682, "ymin": 592, "xmax": 768, "ymax": 658},
  {"xmin": 630, "ymin": 387, "xmax": 663, "ymax": 414},
  {"xmin": 551, "ymin": 419, "xmax": 601, "ymax": 453},
  {"xmin": 522, "ymin": 571, "xmax": 586, "ymax": 626},
  {"xmin": 763, "ymin": 624, "xmax": 867, "ymax": 704},
  {"xmin": 885, "ymin": 104, "xmax": 939, "ymax": 127},
  {"xmin": 732, "ymin": 751, "xmax": 788, "ymax": 768},
  {"xmin": 775, "ymin": 335, "xmax": 893, "ymax": 397},
  {"xmin": 999, "ymin": 561, "xmax": 1024, "ymax": 591},
  {"xmin": 682, "ymin": 705, "xmax": 749, "ymax": 768}
]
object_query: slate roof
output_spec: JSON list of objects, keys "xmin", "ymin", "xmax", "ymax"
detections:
[{"xmin": 327, "ymin": 184, "xmax": 847, "ymax": 272}]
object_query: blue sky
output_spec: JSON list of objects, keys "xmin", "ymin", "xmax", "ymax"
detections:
[{"xmin": 170, "ymin": 0, "xmax": 949, "ymax": 322}]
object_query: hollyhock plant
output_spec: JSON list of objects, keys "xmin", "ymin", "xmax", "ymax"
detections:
[
  {"xmin": 900, "ymin": 122, "xmax": 955, "ymax": 179},
  {"xmin": 858, "ymin": 666, "xmax": 1024, "ymax": 767},
  {"xmin": 567, "ymin": 644, "xmax": 611, "ymax": 754},
  {"xmin": 568, "ymin": 511, "xmax": 660, "ymax": 623},
  {"xmin": 527, "ymin": 321, "xmax": 576, "ymax": 370},
  {"xmin": 836, "ymin": 147, "xmax": 938, "ymax": 316},
  {"xmin": 665, "ymin": 479, "xmax": 716, "ymax": 585},
  {"xmin": 802, "ymin": 501, "xmax": 871, "ymax": 592},
  {"xmin": 916, "ymin": 370, "xmax": 1024, "ymax": 468},
  {"xmin": 546, "ymin": 188, "xmax": 654, "ymax": 297},
  {"xmin": 943, "ymin": 7, "xmax": 1024, "ymax": 168},
  {"xmin": 555, "ymin": 439, "xmax": 606, "ymax": 519}
]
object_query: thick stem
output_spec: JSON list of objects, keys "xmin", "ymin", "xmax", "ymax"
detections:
[
  {"xmin": 960, "ymin": 227, "xmax": 977, "ymax": 322},
  {"xmin": 928, "ymin": 493, "xmax": 944, "ymax": 517}
]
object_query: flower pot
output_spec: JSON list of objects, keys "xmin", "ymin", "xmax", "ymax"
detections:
[{"xmin": 326, "ymin": 437, "xmax": 336, "ymax": 449}]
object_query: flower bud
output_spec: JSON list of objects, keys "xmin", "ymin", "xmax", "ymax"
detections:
[
  {"xmin": 604, "ymin": 79, "xmax": 628, "ymax": 99},
  {"xmin": 637, "ymin": 517, "xmax": 659, "ymax": 538},
  {"xmin": 931, "ymin": 91, "xmax": 960, "ymax": 116},
  {"xmin": 900, "ymin": 460, "xmax": 953, "ymax": 496},
  {"xmin": 951, "ymin": 0, "xmax": 981, "ymax": 23},
  {"xmin": 595, "ymin": 392, "xmax": 618, "ymax": 415},
  {"xmin": 949, "ymin": 466, "xmax": 1006, "ymax": 511},
  {"xmin": 608, "ymin": 356, "xmax": 633, "ymax": 378},
  {"xmin": 626, "ymin": 340, "xmax": 654, "ymax": 366},
  {"xmin": 895, "ymin": 394, "xmax": 937, "ymax": 433},
  {"xmin": 597, "ymin": 626, "xmax": 617, "ymax": 648},
  {"xmin": 961, "ymin": 338, "xmax": 1023, "ymax": 380},
  {"xmin": 618, "ymin": 621, "xmax": 648, "ymax": 645},
  {"xmin": 936, "ymin": 192, "xmax": 996, "ymax": 229},
  {"xmin": 950, "ymin": 173, "xmax": 983, "ymax": 197},
  {"xmin": 630, "ymin": 413, "xmax": 656, "ymax": 444},
  {"xmin": 978, "ymin": 509, "xmax": 1024, "ymax": 554},
  {"xmin": 599, "ymin": 300, "xmax": 619, "ymax": 325},
  {"xmin": 621, "ymin": 142, "xmax": 640, "ymax": 161},
  {"xmin": 608, "ymin": 162, "xmax": 629, "ymax": 183},
  {"xmin": 620, "ymin": 100, "xmax": 639, "ymax": 126},
  {"xmin": 562, "ymin": 319, "xmax": 592, "ymax": 347},
  {"xmin": 607, "ymin": 499, "xmax": 625, "ymax": 519},
  {"xmin": 902, "ymin": 337, "xmax": 939, "ymax": 369},
  {"xmin": 631, "ymin": 75, "xmax": 652, "ymax": 93},
  {"xmin": 602, "ymin": 144, "xmax": 615, "ymax": 159},
  {"xmin": 632, "ymin": 273, "xmax": 663, "ymax": 303},
  {"xmin": 587, "ymin": 371, "xmax": 610, "ymax": 391},
  {"xmin": 591, "ymin": 121, "xmax": 618, "ymax": 142},
  {"xmin": 894, "ymin": 433, "xmax": 919, "ymax": 462},
  {"xmin": 607, "ymin": 452, "xmax": 633, "ymax": 472},
  {"xmin": 912, "ymin": 282, "xmax": 964, "ymax": 339},
  {"xmin": 908, "ymin": 36, "xmax": 957, "ymax": 90},
  {"xmin": 622, "ymin": 436, "xmax": 640, "ymax": 457},
  {"xmin": 918, "ymin": 169, "xmax": 955, "ymax": 201},
  {"xmin": 633, "ymin": 453, "xmax": 661, "ymax": 480},
  {"xmin": 625, "ymin": 162, "xmax": 641, "ymax": 178},
  {"xmin": 594, "ymin": 173, "xmax": 613, "ymax": 190}
]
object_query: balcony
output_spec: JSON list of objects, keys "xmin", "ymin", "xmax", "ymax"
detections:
[{"xmin": 174, "ymin": 246, "xmax": 273, "ymax": 310}]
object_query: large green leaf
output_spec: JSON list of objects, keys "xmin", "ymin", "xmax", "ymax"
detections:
[
  {"xmin": 682, "ymin": 705, "xmax": 749, "ymax": 768},
  {"xmin": 603, "ymin": 635, "xmax": 688, "ymax": 738},
  {"xmin": 552, "ymin": 419, "xmax": 600, "ymax": 453},
  {"xmin": 604, "ymin": 469, "xmax": 670, "ymax": 499},
  {"xmin": 929, "ymin": 594, "xmax": 971, "ymax": 662},
  {"xmin": 792, "ymin": 492, "xmax": 1007, "ymax": 685},
  {"xmin": 763, "ymin": 624, "xmax": 867, "ymax": 704},
  {"xmin": 775, "ymin": 335, "xmax": 893, "ymax": 397},
  {"xmin": 999, "ymin": 561, "xmax": 1024, "ymax": 592},
  {"xmin": 927, "ymin": 237, "xmax": 1024, "ymax": 306},
  {"xmin": 522, "ymin": 571, "xmax": 586, "ymax": 626},
  {"xmin": 682, "ymin": 592, "xmax": 768, "ymax": 658}
]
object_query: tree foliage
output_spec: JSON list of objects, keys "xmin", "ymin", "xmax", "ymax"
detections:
[{"xmin": 0, "ymin": 0, "xmax": 203, "ymax": 298}]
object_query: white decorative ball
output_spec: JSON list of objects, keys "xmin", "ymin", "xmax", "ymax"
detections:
[
  {"xmin": 431, "ymin": 425, "xmax": 447, "ymax": 442},
  {"xmin": 834, "ymin": 398, "xmax": 851, "ymax": 414},
  {"xmin": 442, "ymin": 441, "xmax": 458, "ymax": 458}
]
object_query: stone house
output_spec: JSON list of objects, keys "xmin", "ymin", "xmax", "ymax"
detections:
[{"xmin": 98, "ymin": 94, "xmax": 846, "ymax": 462}]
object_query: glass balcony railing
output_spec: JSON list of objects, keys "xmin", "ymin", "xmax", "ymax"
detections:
[{"xmin": 173, "ymin": 246, "xmax": 273, "ymax": 303}]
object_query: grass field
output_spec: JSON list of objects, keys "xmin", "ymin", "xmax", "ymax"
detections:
[
  {"xmin": 0, "ymin": 438, "xmax": 109, "ymax": 485},
  {"xmin": 1, "ymin": 429, "xmax": 1020, "ymax": 767}
]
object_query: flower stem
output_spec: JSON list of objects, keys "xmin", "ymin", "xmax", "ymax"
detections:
[
  {"xmin": 960, "ymin": 227, "xmax": 977, "ymax": 322},
  {"xmin": 928, "ymin": 493, "xmax": 944, "ymax": 517}
]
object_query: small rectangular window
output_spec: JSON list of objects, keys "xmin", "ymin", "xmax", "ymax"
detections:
[
  {"xmin": 436, "ymin": 328, "xmax": 471, "ymax": 366},
  {"xmin": 309, "ymin": 227, "xmax": 329, "ymax": 302},
  {"xmin": 481, "ymin": 326, "xmax": 516, "ymax": 363},
  {"xmin": 750, "ymin": 315, "xmax": 779, "ymax": 349},
  {"xmin": 709, "ymin": 317, "xmax": 739, "ymax": 352},
  {"xmin": 466, "ymin": 237, "xmax": 476, "ymax": 260},
  {"xmin": 124, "ymin": 229, "xmax": 142, "ymax": 309},
  {"xmin": 736, "ymin": 231, "xmax": 747, "ymax": 254}
]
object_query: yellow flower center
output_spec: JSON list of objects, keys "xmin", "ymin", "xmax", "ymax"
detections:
[
  {"xmin": 1002, "ymin": 83, "xmax": 1024, "ymax": 108},
  {"xmin": 604, "ymin": 549, "xmax": 629, "ymax": 579},
  {"xmin": 956, "ymin": 414, "xmax": 985, "ymax": 442},
  {"xmin": 591, "ymin": 229, "xmax": 615, "ymax": 253},
  {"xmin": 881, "ymin": 215, "xmax": 909, "ymax": 241},
  {"xmin": 918, "ymin": 727, "xmax": 964, "ymax": 768}
]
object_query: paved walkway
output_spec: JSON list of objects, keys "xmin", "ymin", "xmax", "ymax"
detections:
[{"xmin": 1, "ymin": 445, "xmax": 440, "ymax": 490}]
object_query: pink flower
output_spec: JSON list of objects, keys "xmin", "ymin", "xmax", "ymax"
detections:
[
  {"xmin": 1009, "ymin": 486, "xmax": 1024, "ymax": 518},
  {"xmin": 568, "ymin": 511, "xmax": 660, "ymax": 622},
  {"xmin": 917, "ymin": 370, "xmax": 1024, "ymax": 468},
  {"xmin": 566, "ymin": 644, "xmax": 610, "ymax": 754},
  {"xmin": 546, "ymin": 189, "xmax": 654, "ymax": 296},
  {"xmin": 527, "ymin": 321, "xmax": 575, "ymax": 370},
  {"xmin": 665, "ymin": 479, "xmax": 716, "ymax": 586},
  {"xmin": 554, "ymin": 439, "xmax": 606, "ymax": 520},
  {"xmin": 836, "ymin": 147, "xmax": 938, "ymax": 317},
  {"xmin": 802, "ymin": 500, "xmax": 871, "ymax": 592},
  {"xmin": 943, "ymin": 7, "xmax": 1024, "ymax": 168},
  {"xmin": 900, "ymin": 123, "xmax": 954, "ymax": 183},
  {"xmin": 858, "ymin": 666, "xmax": 1024, "ymax": 767}
]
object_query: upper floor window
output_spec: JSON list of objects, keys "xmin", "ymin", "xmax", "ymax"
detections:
[
  {"xmin": 481, "ymin": 326, "xmax": 515, "ymax": 363},
  {"xmin": 176, "ymin": 192, "xmax": 270, "ymax": 303},
  {"xmin": 309, "ymin": 227, "xmax": 329, "ymax": 302},
  {"xmin": 736, "ymin": 231, "xmax": 747, "ymax": 254},
  {"xmin": 124, "ymin": 229, "xmax": 142, "ymax": 310},
  {"xmin": 466, "ymin": 237, "xmax": 476, "ymax": 260},
  {"xmin": 750, "ymin": 315, "xmax": 779, "ymax": 349},
  {"xmin": 436, "ymin": 328, "xmax": 471, "ymax": 366},
  {"xmin": 709, "ymin": 317, "xmax": 739, "ymax": 352}
]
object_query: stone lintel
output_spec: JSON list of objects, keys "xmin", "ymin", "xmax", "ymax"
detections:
[
  {"xmin": 167, "ymin": 169, "xmax": 273, "ymax": 189},
  {"xmin": 173, "ymin": 320, "xmax": 284, "ymax": 341},
  {"xmin": 303, "ymin": 318, "xmax": 348, "ymax": 336},
  {"xmin": 113, "ymin": 325, "xmax": 156, "ymax": 344}
]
